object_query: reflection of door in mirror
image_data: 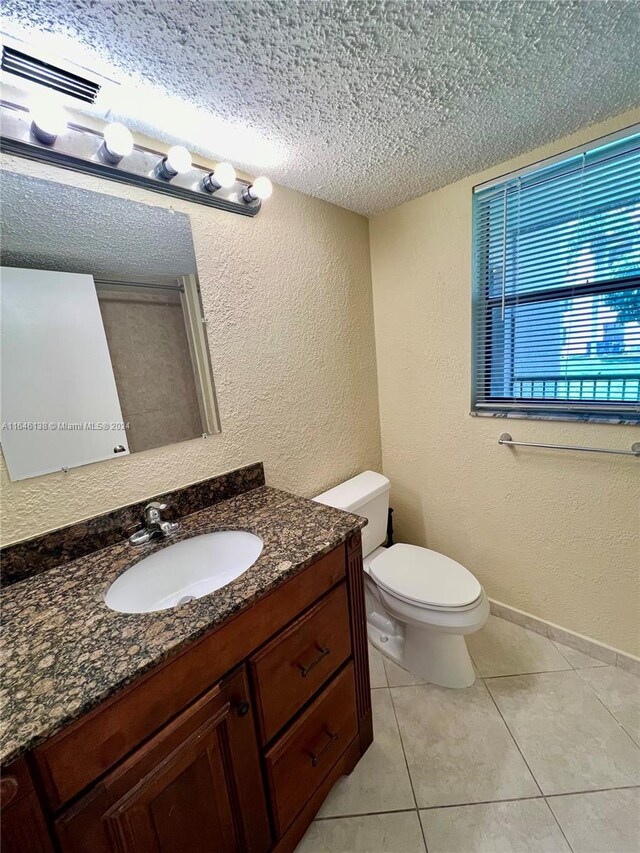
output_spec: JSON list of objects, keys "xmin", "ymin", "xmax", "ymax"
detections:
[
  {"xmin": 0, "ymin": 266, "xmax": 130, "ymax": 480},
  {"xmin": 94, "ymin": 277, "xmax": 206, "ymax": 453}
]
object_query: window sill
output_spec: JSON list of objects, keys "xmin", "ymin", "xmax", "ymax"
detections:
[{"xmin": 470, "ymin": 409, "xmax": 640, "ymax": 426}]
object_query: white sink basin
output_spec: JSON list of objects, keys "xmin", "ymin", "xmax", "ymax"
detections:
[{"xmin": 105, "ymin": 530, "xmax": 263, "ymax": 614}]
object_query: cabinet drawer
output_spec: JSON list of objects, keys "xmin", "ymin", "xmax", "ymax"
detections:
[
  {"xmin": 251, "ymin": 583, "xmax": 351, "ymax": 743},
  {"xmin": 264, "ymin": 663, "xmax": 357, "ymax": 836}
]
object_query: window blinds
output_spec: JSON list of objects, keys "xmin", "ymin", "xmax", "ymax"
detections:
[{"xmin": 472, "ymin": 130, "xmax": 640, "ymax": 418}]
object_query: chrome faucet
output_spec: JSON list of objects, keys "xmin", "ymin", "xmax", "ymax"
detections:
[{"xmin": 129, "ymin": 502, "xmax": 180, "ymax": 546}]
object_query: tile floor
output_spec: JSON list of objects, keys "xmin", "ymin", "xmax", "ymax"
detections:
[{"xmin": 296, "ymin": 615, "xmax": 640, "ymax": 852}]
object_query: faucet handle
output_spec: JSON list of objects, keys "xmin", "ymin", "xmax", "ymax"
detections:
[
  {"xmin": 143, "ymin": 501, "xmax": 168, "ymax": 525},
  {"xmin": 129, "ymin": 502, "xmax": 178, "ymax": 545}
]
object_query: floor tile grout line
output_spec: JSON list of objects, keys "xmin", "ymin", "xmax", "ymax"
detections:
[
  {"xmin": 417, "ymin": 784, "xmax": 640, "ymax": 809},
  {"xmin": 419, "ymin": 794, "xmax": 552, "ymax": 811},
  {"xmin": 544, "ymin": 783, "xmax": 640, "ymax": 799},
  {"xmin": 550, "ymin": 642, "xmax": 612, "ymax": 673},
  {"xmin": 479, "ymin": 677, "xmax": 544, "ymax": 798},
  {"xmin": 417, "ymin": 811, "xmax": 429, "ymax": 853},
  {"xmin": 380, "ymin": 653, "xmax": 389, "ymax": 689},
  {"xmin": 482, "ymin": 673, "xmax": 640, "ymax": 802},
  {"xmin": 314, "ymin": 807, "xmax": 418, "ymax": 822},
  {"xmin": 387, "ymin": 686, "xmax": 420, "ymax": 813},
  {"xmin": 387, "ymin": 684, "xmax": 432, "ymax": 853},
  {"xmin": 363, "ymin": 641, "xmax": 639, "ymax": 848},
  {"xmin": 439, "ymin": 635, "xmax": 570, "ymax": 681},
  {"xmin": 388, "ymin": 673, "xmax": 551, "ymax": 807},
  {"xmin": 570, "ymin": 666, "xmax": 640, "ymax": 746},
  {"xmin": 313, "ymin": 785, "xmax": 640, "ymax": 822},
  {"xmin": 378, "ymin": 669, "xmax": 579, "ymax": 687},
  {"xmin": 369, "ymin": 685, "xmax": 429, "ymax": 852},
  {"xmin": 487, "ymin": 613, "xmax": 624, "ymax": 670},
  {"xmin": 550, "ymin": 641, "xmax": 577, "ymax": 669},
  {"xmin": 313, "ymin": 805, "xmax": 429, "ymax": 850},
  {"xmin": 479, "ymin": 666, "xmax": 572, "ymax": 680},
  {"xmin": 472, "ymin": 615, "xmax": 611, "ymax": 678},
  {"xmin": 370, "ymin": 646, "xmax": 389, "ymax": 689},
  {"xmin": 541, "ymin": 794, "xmax": 576, "ymax": 851}
]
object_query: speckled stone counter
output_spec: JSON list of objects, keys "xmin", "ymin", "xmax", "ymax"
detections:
[{"xmin": 0, "ymin": 485, "xmax": 365, "ymax": 765}]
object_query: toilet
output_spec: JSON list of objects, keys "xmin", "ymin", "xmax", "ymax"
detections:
[{"xmin": 314, "ymin": 471, "xmax": 489, "ymax": 688}]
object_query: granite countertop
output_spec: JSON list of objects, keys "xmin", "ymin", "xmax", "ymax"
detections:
[{"xmin": 0, "ymin": 486, "xmax": 365, "ymax": 765}]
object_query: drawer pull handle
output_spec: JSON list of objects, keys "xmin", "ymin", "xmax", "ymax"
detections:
[
  {"xmin": 297, "ymin": 646, "xmax": 330, "ymax": 678},
  {"xmin": 237, "ymin": 701, "xmax": 251, "ymax": 717},
  {"xmin": 309, "ymin": 730, "xmax": 339, "ymax": 767}
]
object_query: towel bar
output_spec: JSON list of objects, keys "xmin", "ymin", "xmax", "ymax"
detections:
[{"xmin": 498, "ymin": 433, "xmax": 640, "ymax": 457}]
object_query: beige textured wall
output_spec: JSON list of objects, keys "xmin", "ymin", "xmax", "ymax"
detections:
[
  {"xmin": 370, "ymin": 108, "xmax": 640, "ymax": 656},
  {"xmin": 1, "ymin": 153, "xmax": 381, "ymax": 544}
]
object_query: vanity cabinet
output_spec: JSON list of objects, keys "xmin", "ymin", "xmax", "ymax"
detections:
[
  {"xmin": 55, "ymin": 667, "xmax": 270, "ymax": 853},
  {"xmin": 1, "ymin": 533, "xmax": 371, "ymax": 853}
]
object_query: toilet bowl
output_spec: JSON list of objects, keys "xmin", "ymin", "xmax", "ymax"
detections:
[
  {"xmin": 364, "ymin": 545, "xmax": 489, "ymax": 687},
  {"xmin": 314, "ymin": 471, "xmax": 488, "ymax": 688}
]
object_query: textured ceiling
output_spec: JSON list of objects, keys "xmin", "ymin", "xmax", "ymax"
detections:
[
  {"xmin": 1, "ymin": 171, "xmax": 196, "ymax": 277},
  {"xmin": 2, "ymin": 1, "xmax": 639, "ymax": 215}
]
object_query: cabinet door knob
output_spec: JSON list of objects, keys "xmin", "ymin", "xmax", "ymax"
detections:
[
  {"xmin": 237, "ymin": 701, "xmax": 250, "ymax": 717},
  {"xmin": 0, "ymin": 776, "xmax": 19, "ymax": 807}
]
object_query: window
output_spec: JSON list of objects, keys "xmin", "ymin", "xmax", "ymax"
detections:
[{"xmin": 472, "ymin": 130, "xmax": 640, "ymax": 421}]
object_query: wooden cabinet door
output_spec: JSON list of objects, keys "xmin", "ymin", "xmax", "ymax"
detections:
[
  {"xmin": 56, "ymin": 667, "xmax": 271, "ymax": 853},
  {"xmin": 1, "ymin": 758, "xmax": 54, "ymax": 853}
]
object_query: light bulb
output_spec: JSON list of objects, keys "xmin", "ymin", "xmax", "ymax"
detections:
[
  {"xmin": 156, "ymin": 145, "xmax": 192, "ymax": 180},
  {"xmin": 202, "ymin": 161, "xmax": 236, "ymax": 193},
  {"xmin": 101, "ymin": 122, "xmax": 134, "ymax": 163},
  {"xmin": 213, "ymin": 162, "xmax": 236, "ymax": 188},
  {"xmin": 30, "ymin": 100, "xmax": 67, "ymax": 145},
  {"xmin": 242, "ymin": 176, "xmax": 273, "ymax": 203},
  {"xmin": 251, "ymin": 176, "xmax": 273, "ymax": 200},
  {"xmin": 165, "ymin": 145, "xmax": 192, "ymax": 174}
]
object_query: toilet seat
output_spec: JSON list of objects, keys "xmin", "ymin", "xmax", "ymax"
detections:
[{"xmin": 369, "ymin": 544, "xmax": 482, "ymax": 610}]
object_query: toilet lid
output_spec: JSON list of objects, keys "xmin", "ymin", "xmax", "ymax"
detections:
[{"xmin": 369, "ymin": 544, "xmax": 482, "ymax": 609}]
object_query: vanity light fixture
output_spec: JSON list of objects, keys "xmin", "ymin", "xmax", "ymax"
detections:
[
  {"xmin": 29, "ymin": 100, "xmax": 67, "ymax": 145},
  {"xmin": 202, "ymin": 161, "xmax": 236, "ymax": 192},
  {"xmin": 1, "ymin": 99, "xmax": 270, "ymax": 217},
  {"xmin": 242, "ymin": 176, "xmax": 273, "ymax": 203},
  {"xmin": 156, "ymin": 145, "xmax": 192, "ymax": 180},
  {"xmin": 100, "ymin": 122, "xmax": 134, "ymax": 164}
]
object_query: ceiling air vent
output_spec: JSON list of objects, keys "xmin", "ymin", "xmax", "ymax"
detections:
[{"xmin": 1, "ymin": 45, "xmax": 101, "ymax": 104}]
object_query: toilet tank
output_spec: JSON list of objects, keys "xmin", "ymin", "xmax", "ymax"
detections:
[{"xmin": 314, "ymin": 471, "xmax": 390, "ymax": 558}]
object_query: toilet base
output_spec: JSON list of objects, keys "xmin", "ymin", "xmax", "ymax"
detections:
[
  {"xmin": 403, "ymin": 623, "xmax": 476, "ymax": 688},
  {"xmin": 364, "ymin": 572, "xmax": 483, "ymax": 689},
  {"xmin": 367, "ymin": 618, "xmax": 404, "ymax": 665},
  {"xmin": 367, "ymin": 609, "xmax": 477, "ymax": 689}
]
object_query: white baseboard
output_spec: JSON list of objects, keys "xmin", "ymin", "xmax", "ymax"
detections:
[{"xmin": 489, "ymin": 598, "xmax": 640, "ymax": 677}]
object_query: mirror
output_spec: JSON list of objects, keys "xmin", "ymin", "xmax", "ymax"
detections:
[{"xmin": 0, "ymin": 170, "xmax": 219, "ymax": 481}]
